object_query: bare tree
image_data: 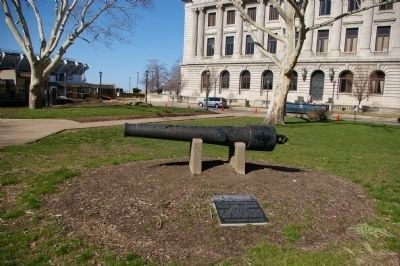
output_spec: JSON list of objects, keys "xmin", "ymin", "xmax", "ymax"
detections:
[
  {"xmin": 201, "ymin": 67, "xmax": 218, "ymax": 109},
  {"xmin": 164, "ymin": 59, "xmax": 187, "ymax": 101},
  {"xmin": 229, "ymin": 0, "xmax": 398, "ymax": 125},
  {"xmin": 144, "ymin": 59, "xmax": 168, "ymax": 94},
  {"xmin": 352, "ymin": 67, "xmax": 370, "ymax": 109},
  {"xmin": 1, "ymin": 0, "xmax": 151, "ymax": 109}
]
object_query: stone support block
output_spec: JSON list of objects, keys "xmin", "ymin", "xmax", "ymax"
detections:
[
  {"xmin": 229, "ymin": 142, "xmax": 246, "ymax": 175},
  {"xmin": 189, "ymin": 138, "xmax": 203, "ymax": 175}
]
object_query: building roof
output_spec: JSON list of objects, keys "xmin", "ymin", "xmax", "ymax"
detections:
[{"xmin": 0, "ymin": 48, "xmax": 89, "ymax": 76}]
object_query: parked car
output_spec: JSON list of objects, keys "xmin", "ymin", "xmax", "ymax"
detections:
[
  {"xmin": 56, "ymin": 96, "xmax": 74, "ymax": 104},
  {"xmin": 285, "ymin": 102, "xmax": 329, "ymax": 114},
  {"xmin": 198, "ymin": 97, "xmax": 228, "ymax": 108}
]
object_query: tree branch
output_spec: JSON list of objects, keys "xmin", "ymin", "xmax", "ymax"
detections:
[
  {"xmin": 244, "ymin": 20, "xmax": 282, "ymax": 67},
  {"xmin": 10, "ymin": 0, "xmax": 36, "ymax": 61},
  {"xmin": 26, "ymin": 0, "xmax": 46, "ymax": 55},
  {"xmin": 229, "ymin": 0, "xmax": 287, "ymax": 43}
]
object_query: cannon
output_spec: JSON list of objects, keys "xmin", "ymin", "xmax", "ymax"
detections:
[{"xmin": 124, "ymin": 123, "xmax": 287, "ymax": 151}]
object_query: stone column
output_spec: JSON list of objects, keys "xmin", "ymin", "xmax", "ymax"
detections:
[
  {"xmin": 256, "ymin": 0, "xmax": 266, "ymax": 58},
  {"xmin": 192, "ymin": 8, "xmax": 199, "ymax": 57},
  {"xmin": 234, "ymin": 1, "xmax": 244, "ymax": 58},
  {"xmin": 302, "ymin": 0, "xmax": 315, "ymax": 56},
  {"xmin": 197, "ymin": 7, "xmax": 205, "ymax": 58},
  {"xmin": 214, "ymin": 4, "xmax": 224, "ymax": 59},
  {"xmin": 359, "ymin": 0, "xmax": 374, "ymax": 56},
  {"xmin": 391, "ymin": 2, "xmax": 400, "ymax": 55},
  {"xmin": 330, "ymin": 1, "xmax": 343, "ymax": 56}
]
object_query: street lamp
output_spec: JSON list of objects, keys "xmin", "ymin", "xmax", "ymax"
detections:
[
  {"xmin": 266, "ymin": 79, "xmax": 270, "ymax": 108},
  {"xmin": 145, "ymin": 70, "xmax": 149, "ymax": 104},
  {"xmin": 98, "ymin": 71, "xmax": 102, "ymax": 99},
  {"xmin": 136, "ymin": 72, "xmax": 139, "ymax": 90},
  {"xmin": 301, "ymin": 68, "xmax": 307, "ymax": 81},
  {"xmin": 329, "ymin": 68, "xmax": 335, "ymax": 82}
]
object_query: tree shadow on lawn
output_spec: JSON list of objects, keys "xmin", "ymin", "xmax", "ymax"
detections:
[{"xmin": 160, "ymin": 159, "xmax": 303, "ymax": 174}]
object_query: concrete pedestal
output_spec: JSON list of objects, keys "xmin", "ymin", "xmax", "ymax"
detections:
[
  {"xmin": 189, "ymin": 138, "xmax": 203, "ymax": 175},
  {"xmin": 229, "ymin": 142, "xmax": 246, "ymax": 175}
]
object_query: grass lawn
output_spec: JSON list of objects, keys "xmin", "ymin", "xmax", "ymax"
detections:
[
  {"xmin": 0, "ymin": 105, "xmax": 209, "ymax": 121},
  {"xmin": 0, "ymin": 117, "xmax": 399, "ymax": 265}
]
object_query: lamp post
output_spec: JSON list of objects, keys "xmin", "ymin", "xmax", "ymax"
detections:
[
  {"xmin": 99, "ymin": 71, "xmax": 102, "ymax": 99},
  {"xmin": 302, "ymin": 68, "xmax": 307, "ymax": 81},
  {"xmin": 214, "ymin": 76, "xmax": 217, "ymax": 97},
  {"xmin": 329, "ymin": 68, "xmax": 335, "ymax": 82},
  {"xmin": 266, "ymin": 79, "xmax": 270, "ymax": 108},
  {"xmin": 145, "ymin": 70, "xmax": 149, "ymax": 104},
  {"xmin": 329, "ymin": 68, "xmax": 335, "ymax": 110},
  {"xmin": 136, "ymin": 72, "xmax": 139, "ymax": 91}
]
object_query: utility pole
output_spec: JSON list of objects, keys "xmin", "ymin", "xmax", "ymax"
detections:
[
  {"xmin": 99, "ymin": 71, "xmax": 103, "ymax": 99},
  {"xmin": 145, "ymin": 70, "xmax": 149, "ymax": 104},
  {"xmin": 136, "ymin": 72, "xmax": 139, "ymax": 90},
  {"xmin": 129, "ymin": 76, "xmax": 131, "ymax": 93}
]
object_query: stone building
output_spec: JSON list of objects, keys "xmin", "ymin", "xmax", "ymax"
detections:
[
  {"xmin": 0, "ymin": 49, "xmax": 116, "ymax": 106},
  {"xmin": 180, "ymin": 0, "xmax": 400, "ymax": 112}
]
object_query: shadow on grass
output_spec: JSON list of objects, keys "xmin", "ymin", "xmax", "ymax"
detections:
[{"xmin": 160, "ymin": 160, "xmax": 303, "ymax": 174}]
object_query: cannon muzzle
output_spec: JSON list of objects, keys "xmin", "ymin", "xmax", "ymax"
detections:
[{"xmin": 124, "ymin": 123, "xmax": 287, "ymax": 151}]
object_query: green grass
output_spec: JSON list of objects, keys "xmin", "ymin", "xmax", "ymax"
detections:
[
  {"xmin": 0, "ymin": 105, "xmax": 207, "ymax": 120},
  {"xmin": 282, "ymin": 224, "xmax": 309, "ymax": 244},
  {"xmin": 246, "ymin": 242, "xmax": 353, "ymax": 265},
  {"xmin": 1, "ymin": 117, "xmax": 399, "ymax": 264}
]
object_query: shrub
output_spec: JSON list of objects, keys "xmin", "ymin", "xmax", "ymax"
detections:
[{"xmin": 306, "ymin": 110, "xmax": 331, "ymax": 121}]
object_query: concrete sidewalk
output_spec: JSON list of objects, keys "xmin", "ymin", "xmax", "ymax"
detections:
[
  {"xmin": 0, "ymin": 113, "xmax": 237, "ymax": 148},
  {"xmin": 1, "ymin": 109, "xmax": 398, "ymax": 148}
]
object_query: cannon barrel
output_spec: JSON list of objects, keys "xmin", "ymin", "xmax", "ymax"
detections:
[{"xmin": 124, "ymin": 123, "xmax": 287, "ymax": 151}]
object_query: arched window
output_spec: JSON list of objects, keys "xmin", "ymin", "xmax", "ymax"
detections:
[
  {"xmin": 262, "ymin": 70, "xmax": 273, "ymax": 90},
  {"xmin": 201, "ymin": 70, "xmax": 210, "ymax": 93},
  {"xmin": 339, "ymin": 71, "xmax": 353, "ymax": 93},
  {"xmin": 240, "ymin": 70, "xmax": 251, "ymax": 91},
  {"xmin": 220, "ymin": 71, "xmax": 230, "ymax": 90},
  {"xmin": 289, "ymin": 70, "xmax": 298, "ymax": 91},
  {"xmin": 369, "ymin": 71, "xmax": 385, "ymax": 94}
]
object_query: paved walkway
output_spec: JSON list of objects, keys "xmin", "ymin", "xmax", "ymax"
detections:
[
  {"xmin": 0, "ymin": 109, "xmax": 398, "ymax": 148},
  {"xmin": 0, "ymin": 113, "xmax": 239, "ymax": 148}
]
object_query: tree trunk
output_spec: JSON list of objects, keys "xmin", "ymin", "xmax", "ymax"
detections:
[
  {"xmin": 265, "ymin": 69, "xmax": 292, "ymax": 125},
  {"xmin": 29, "ymin": 68, "xmax": 45, "ymax": 109}
]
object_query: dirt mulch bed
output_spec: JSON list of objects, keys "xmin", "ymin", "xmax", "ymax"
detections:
[{"xmin": 45, "ymin": 159, "xmax": 374, "ymax": 264}]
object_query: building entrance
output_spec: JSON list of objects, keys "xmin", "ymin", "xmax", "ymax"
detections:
[{"xmin": 310, "ymin": 71, "xmax": 325, "ymax": 101}]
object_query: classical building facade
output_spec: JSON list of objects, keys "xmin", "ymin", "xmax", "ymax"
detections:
[{"xmin": 181, "ymin": 0, "xmax": 400, "ymax": 112}]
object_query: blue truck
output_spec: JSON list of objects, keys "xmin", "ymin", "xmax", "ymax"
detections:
[{"xmin": 285, "ymin": 102, "xmax": 329, "ymax": 114}]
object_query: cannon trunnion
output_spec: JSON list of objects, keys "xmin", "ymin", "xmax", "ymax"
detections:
[{"xmin": 124, "ymin": 123, "xmax": 287, "ymax": 151}]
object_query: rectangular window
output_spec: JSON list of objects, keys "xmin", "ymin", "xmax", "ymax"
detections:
[
  {"xmin": 267, "ymin": 34, "xmax": 277, "ymax": 54},
  {"xmin": 316, "ymin": 30, "xmax": 329, "ymax": 53},
  {"xmin": 225, "ymin": 36, "xmax": 234, "ymax": 55},
  {"xmin": 375, "ymin": 26, "xmax": 390, "ymax": 51},
  {"xmin": 348, "ymin": 0, "xmax": 359, "ymax": 12},
  {"xmin": 247, "ymin": 7, "xmax": 257, "ymax": 21},
  {"xmin": 344, "ymin": 28, "xmax": 358, "ymax": 52},
  {"xmin": 207, "ymin": 38, "xmax": 215, "ymax": 56},
  {"xmin": 245, "ymin": 35, "xmax": 254, "ymax": 55},
  {"xmin": 226, "ymin": 10, "xmax": 235, "ymax": 24},
  {"xmin": 269, "ymin": 5, "xmax": 279, "ymax": 20},
  {"xmin": 319, "ymin": 0, "xmax": 331, "ymax": 16},
  {"xmin": 379, "ymin": 0, "xmax": 393, "ymax": 10},
  {"xmin": 208, "ymin": 12, "xmax": 216, "ymax": 27},
  {"xmin": 295, "ymin": 31, "xmax": 299, "ymax": 46}
]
